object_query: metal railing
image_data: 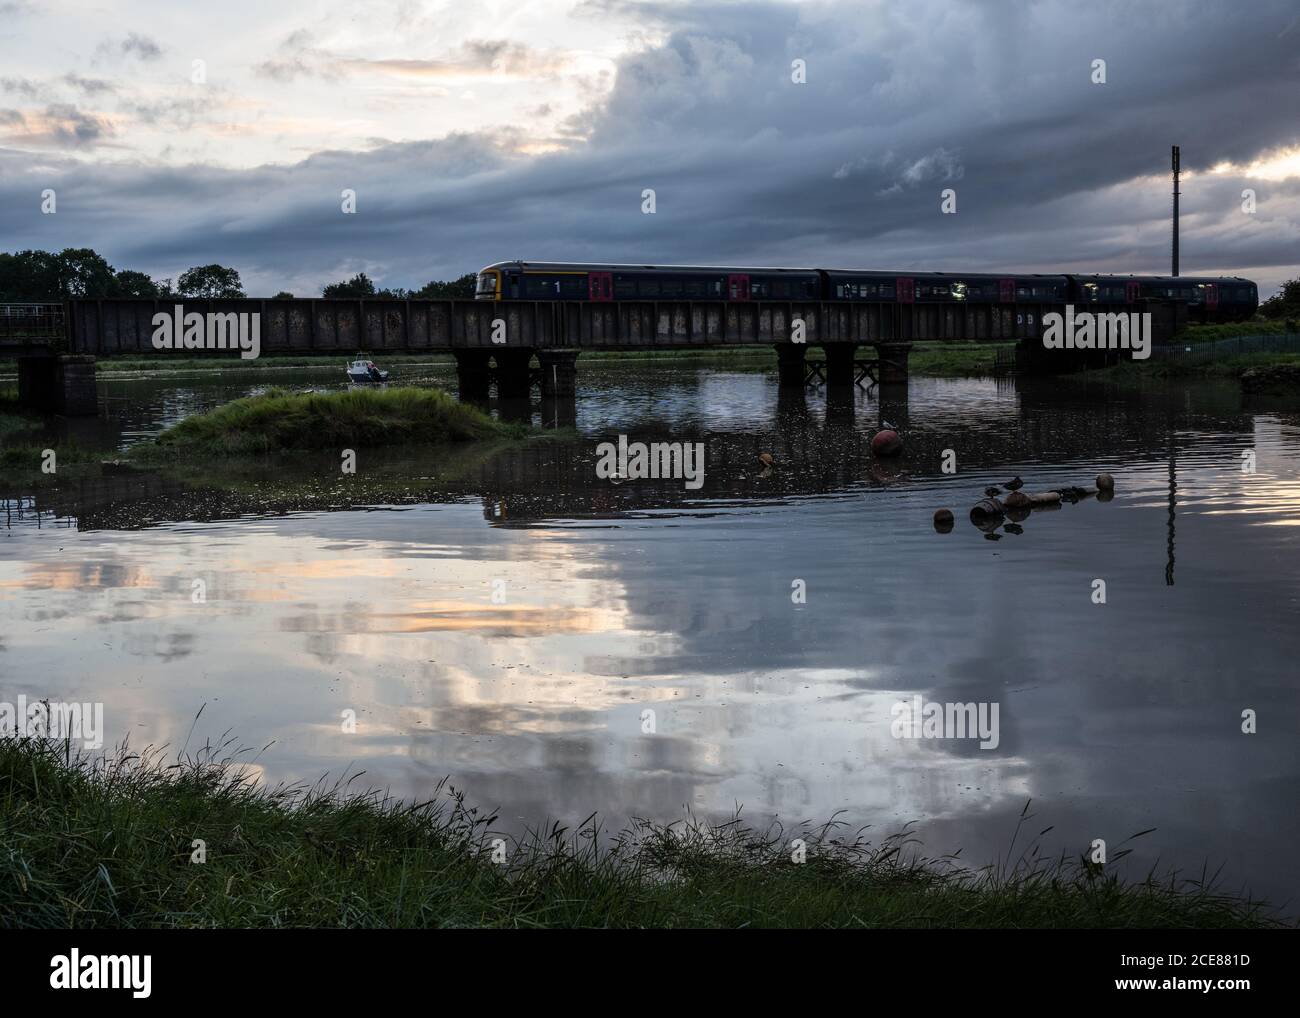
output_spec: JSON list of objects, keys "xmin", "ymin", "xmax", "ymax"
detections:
[
  {"xmin": 1150, "ymin": 332, "xmax": 1300, "ymax": 362},
  {"xmin": 0, "ymin": 302, "xmax": 65, "ymax": 342}
]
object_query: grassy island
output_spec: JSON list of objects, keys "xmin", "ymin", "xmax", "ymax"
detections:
[{"xmin": 147, "ymin": 386, "xmax": 511, "ymax": 456}]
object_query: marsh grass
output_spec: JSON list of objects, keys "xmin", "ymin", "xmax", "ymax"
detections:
[
  {"xmin": 145, "ymin": 385, "xmax": 512, "ymax": 457},
  {"xmin": 1092, "ymin": 351, "xmax": 1300, "ymax": 381},
  {"xmin": 0, "ymin": 734, "xmax": 1283, "ymax": 929}
]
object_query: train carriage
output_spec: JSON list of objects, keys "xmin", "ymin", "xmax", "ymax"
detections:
[{"xmin": 475, "ymin": 260, "xmax": 1258, "ymax": 323}]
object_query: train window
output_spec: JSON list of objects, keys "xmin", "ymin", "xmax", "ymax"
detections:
[
  {"xmin": 614, "ymin": 278, "xmax": 636, "ymax": 298},
  {"xmin": 559, "ymin": 277, "xmax": 584, "ymax": 297},
  {"xmin": 771, "ymin": 280, "xmax": 789, "ymax": 298},
  {"xmin": 639, "ymin": 280, "xmax": 660, "ymax": 297},
  {"xmin": 951, "ymin": 282, "xmax": 968, "ymax": 301},
  {"xmin": 750, "ymin": 281, "xmax": 768, "ymax": 297},
  {"xmin": 683, "ymin": 279, "xmax": 706, "ymax": 297},
  {"xmin": 661, "ymin": 279, "xmax": 684, "ymax": 297},
  {"xmin": 711, "ymin": 280, "xmax": 724, "ymax": 297},
  {"xmin": 524, "ymin": 277, "xmax": 558, "ymax": 297}
]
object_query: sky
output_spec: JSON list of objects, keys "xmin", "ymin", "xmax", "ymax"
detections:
[{"xmin": 1, "ymin": 0, "xmax": 1297, "ymax": 297}]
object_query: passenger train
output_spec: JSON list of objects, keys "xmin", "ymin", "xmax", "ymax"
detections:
[{"xmin": 475, "ymin": 261, "xmax": 1258, "ymax": 322}]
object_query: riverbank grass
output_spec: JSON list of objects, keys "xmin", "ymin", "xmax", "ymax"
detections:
[
  {"xmin": 0, "ymin": 737, "xmax": 1282, "ymax": 929},
  {"xmin": 148, "ymin": 385, "xmax": 509, "ymax": 456}
]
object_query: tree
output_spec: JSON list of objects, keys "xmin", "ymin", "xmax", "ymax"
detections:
[
  {"xmin": 113, "ymin": 269, "xmax": 162, "ymax": 297},
  {"xmin": 272, "ymin": 290, "xmax": 294, "ymax": 299},
  {"xmin": 177, "ymin": 264, "xmax": 245, "ymax": 298},
  {"xmin": 0, "ymin": 249, "xmax": 62, "ymax": 300},
  {"xmin": 1258, "ymin": 278, "xmax": 1300, "ymax": 321},
  {"xmin": 416, "ymin": 273, "xmax": 476, "ymax": 299},
  {"xmin": 322, "ymin": 272, "xmax": 376, "ymax": 299},
  {"xmin": 57, "ymin": 248, "xmax": 117, "ymax": 297}
]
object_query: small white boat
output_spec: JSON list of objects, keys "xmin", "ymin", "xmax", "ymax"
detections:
[{"xmin": 346, "ymin": 357, "xmax": 388, "ymax": 383}]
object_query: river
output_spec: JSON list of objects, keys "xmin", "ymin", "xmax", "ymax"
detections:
[{"xmin": 2, "ymin": 358, "xmax": 1297, "ymax": 911}]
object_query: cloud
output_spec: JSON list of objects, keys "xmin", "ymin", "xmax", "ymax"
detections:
[
  {"xmin": 1, "ymin": 0, "xmax": 1297, "ymax": 298},
  {"xmin": 120, "ymin": 32, "xmax": 163, "ymax": 61},
  {"xmin": 0, "ymin": 103, "xmax": 116, "ymax": 147},
  {"xmin": 63, "ymin": 74, "xmax": 117, "ymax": 95},
  {"xmin": 256, "ymin": 37, "xmax": 575, "ymax": 83}
]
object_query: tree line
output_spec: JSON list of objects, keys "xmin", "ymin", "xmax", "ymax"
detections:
[{"xmin": 0, "ymin": 249, "xmax": 476, "ymax": 301}]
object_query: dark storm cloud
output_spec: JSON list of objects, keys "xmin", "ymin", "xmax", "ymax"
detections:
[{"xmin": 2, "ymin": 0, "xmax": 1297, "ymax": 295}]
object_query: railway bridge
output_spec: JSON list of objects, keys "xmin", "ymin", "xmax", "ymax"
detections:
[{"xmin": 3, "ymin": 296, "xmax": 1185, "ymax": 415}]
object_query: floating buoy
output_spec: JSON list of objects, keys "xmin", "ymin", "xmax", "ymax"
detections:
[
  {"xmin": 970, "ymin": 496, "xmax": 1004, "ymax": 519},
  {"xmin": 934, "ymin": 508, "xmax": 954, "ymax": 528},
  {"xmin": 1096, "ymin": 472, "xmax": 1114, "ymax": 490},
  {"xmin": 758, "ymin": 452, "xmax": 775, "ymax": 468},
  {"xmin": 871, "ymin": 429, "xmax": 903, "ymax": 456},
  {"xmin": 1003, "ymin": 490, "xmax": 1031, "ymax": 508}
]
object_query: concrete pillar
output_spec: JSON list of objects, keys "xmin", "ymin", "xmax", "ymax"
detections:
[
  {"xmin": 774, "ymin": 343, "xmax": 807, "ymax": 387},
  {"xmin": 16, "ymin": 354, "xmax": 98, "ymax": 416},
  {"xmin": 494, "ymin": 349, "xmax": 534, "ymax": 399},
  {"xmin": 873, "ymin": 342, "xmax": 913, "ymax": 385},
  {"xmin": 17, "ymin": 356, "xmax": 57, "ymax": 411},
  {"xmin": 537, "ymin": 348, "xmax": 580, "ymax": 398},
  {"xmin": 822, "ymin": 344, "xmax": 857, "ymax": 387},
  {"xmin": 453, "ymin": 350, "xmax": 492, "ymax": 403}
]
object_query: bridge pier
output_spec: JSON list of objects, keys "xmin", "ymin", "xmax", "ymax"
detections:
[
  {"xmin": 537, "ymin": 348, "xmax": 580, "ymax": 398},
  {"xmin": 17, "ymin": 354, "xmax": 98, "ymax": 416},
  {"xmin": 822, "ymin": 344, "xmax": 858, "ymax": 387},
  {"xmin": 494, "ymin": 349, "xmax": 534, "ymax": 399},
  {"xmin": 453, "ymin": 350, "xmax": 492, "ymax": 402},
  {"xmin": 872, "ymin": 342, "xmax": 913, "ymax": 385},
  {"xmin": 774, "ymin": 344, "xmax": 807, "ymax": 387}
]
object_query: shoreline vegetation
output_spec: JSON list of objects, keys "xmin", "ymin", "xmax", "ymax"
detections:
[
  {"xmin": 1, "ymin": 386, "xmax": 560, "ymax": 472},
  {"xmin": 0, "ymin": 736, "xmax": 1284, "ymax": 929},
  {"xmin": 143, "ymin": 386, "xmax": 515, "ymax": 457}
]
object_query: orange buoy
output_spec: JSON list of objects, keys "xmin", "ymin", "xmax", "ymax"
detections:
[{"xmin": 871, "ymin": 429, "xmax": 903, "ymax": 456}]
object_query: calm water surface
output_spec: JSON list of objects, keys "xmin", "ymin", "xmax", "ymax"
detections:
[{"xmin": 2, "ymin": 360, "xmax": 1298, "ymax": 910}]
